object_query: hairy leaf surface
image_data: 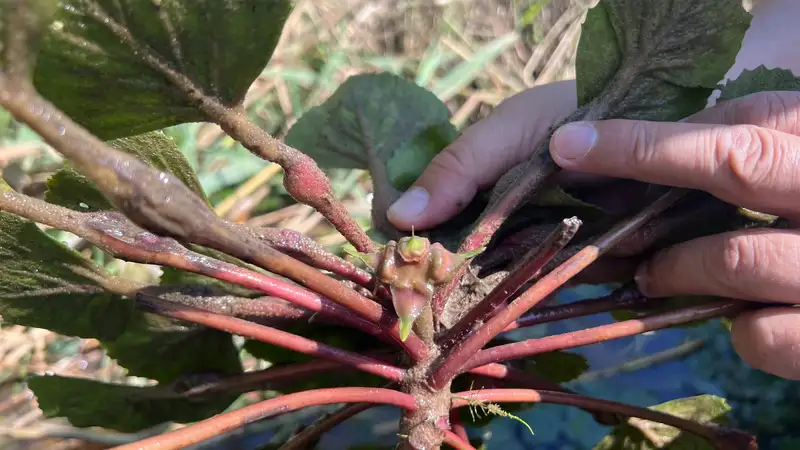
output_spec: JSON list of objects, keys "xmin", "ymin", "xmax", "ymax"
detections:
[
  {"xmin": 29, "ymin": 375, "xmax": 239, "ymax": 432},
  {"xmin": 576, "ymin": 0, "xmax": 751, "ymax": 121},
  {"xmin": 33, "ymin": 0, "xmax": 292, "ymax": 139},
  {"xmin": 0, "ymin": 207, "xmax": 133, "ymax": 341},
  {"xmin": 105, "ymin": 311, "xmax": 242, "ymax": 384},
  {"xmin": 718, "ymin": 65, "xmax": 800, "ymax": 102}
]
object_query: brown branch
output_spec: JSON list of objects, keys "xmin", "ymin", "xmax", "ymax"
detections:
[{"xmin": 77, "ymin": 1, "xmax": 374, "ymax": 253}]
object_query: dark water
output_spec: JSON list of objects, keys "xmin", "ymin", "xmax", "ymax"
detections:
[{"xmin": 193, "ymin": 284, "xmax": 800, "ymax": 449}]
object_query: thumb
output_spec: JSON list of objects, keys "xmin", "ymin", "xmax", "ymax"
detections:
[{"xmin": 387, "ymin": 80, "xmax": 578, "ymax": 231}]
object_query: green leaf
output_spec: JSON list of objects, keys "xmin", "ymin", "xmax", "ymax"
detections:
[
  {"xmin": 46, "ymin": 131, "xmax": 208, "ymax": 212},
  {"xmin": 576, "ymin": 0, "xmax": 751, "ymax": 121},
  {"xmin": 524, "ymin": 350, "xmax": 589, "ymax": 384},
  {"xmin": 592, "ymin": 395, "xmax": 732, "ymax": 450},
  {"xmin": 33, "ymin": 0, "xmax": 293, "ymax": 139},
  {"xmin": 286, "ymin": 72, "xmax": 455, "ymax": 175},
  {"xmin": 105, "ymin": 311, "xmax": 242, "ymax": 384},
  {"xmin": 718, "ymin": 65, "xmax": 800, "ymax": 102},
  {"xmin": 0, "ymin": 210, "xmax": 134, "ymax": 341},
  {"xmin": 29, "ymin": 375, "xmax": 239, "ymax": 432},
  {"xmin": 386, "ymin": 121, "xmax": 459, "ymax": 191}
]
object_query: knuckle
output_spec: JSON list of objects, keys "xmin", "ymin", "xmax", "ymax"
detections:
[
  {"xmin": 627, "ymin": 121, "xmax": 658, "ymax": 169},
  {"xmin": 716, "ymin": 233, "xmax": 772, "ymax": 295},
  {"xmin": 431, "ymin": 146, "xmax": 472, "ymax": 177},
  {"xmin": 729, "ymin": 91, "xmax": 800, "ymax": 133},
  {"xmin": 718, "ymin": 125, "xmax": 782, "ymax": 195}
]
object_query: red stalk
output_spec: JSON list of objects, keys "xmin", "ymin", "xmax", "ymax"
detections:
[
  {"xmin": 463, "ymin": 300, "xmax": 746, "ymax": 371},
  {"xmin": 449, "ymin": 410, "xmax": 470, "ymax": 442},
  {"xmin": 137, "ymin": 293, "xmax": 406, "ymax": 382},
  {"xmin": 430, "ymin": 189, "xmax": 687, "ymax": 389},
  {"xmin": 442, "ymin": 217, "xmax": 581, "ymax": 347},
  {"xmin": 278, "ymin": 403, "xmax": 377, "ymax": 450},
  {"xmin": 443, "ymin": 430, "xmax": 477, "ymax": 450},
  {"xmin": 502, "ymin": 285, "xmax": 654, "ymax": 332},
  {"xmin": 111, "ymin": 388, "xmax": 416, "ymax": 450},
  {"xmin": 450, "ymin": 389, "xmax": 738, "ymax": 447}
]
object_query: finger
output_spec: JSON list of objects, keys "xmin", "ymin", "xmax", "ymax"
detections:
[
  {"xmin": 549, "ymin": 92, "xmax": 800, "ymax": 219},
  {"xmin": 387, "ymin": 80, "xmax": 577, "ymax": 230},
  {"xmin": 635, "ymin": 228, "xmax": 800, "ymax": 303},
  {"xmin": 731, "ymin": 307, "xmax": 800, "ymax": 380}
]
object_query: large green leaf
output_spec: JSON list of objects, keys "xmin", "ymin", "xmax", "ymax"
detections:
[
  {"xmin": 286, "ymin": 73, "xmax": 457, "ymax": 189},
  {"xmin": 592, "ymin": 395, "xmax": 732, "ymax": 449},
  {"xmin": 576, "ymin": 0, "xmax": 751, "ymax": 121},
  {"xmin": 718, "ymin": 65, "xmax": 800, "ymax": 102},
  {"xmin": 28, "ymin": 375, "xmax": 239, "ymax": 432},
  {"xmin": 33, "ymin": 0, "xmax": 293, "ymax": 139},
  {"xmin": 0, "ymin": 208, "xmax": 133, "ymax": 341},
  {"xmin": 45, "ymin": 130, "xmax": 208, "ymax": 212},
  {"xmin": 105, "ymin": 309, "xmax": 242, "ymax": 384}
]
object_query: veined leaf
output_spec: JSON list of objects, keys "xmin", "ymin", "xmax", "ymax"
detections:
[
  {"xmin": 33, "ymin": 0, "xmax": 293, "ymax": 139},
  {"xmin": 576, "ymin": 0, "xmax": 751, "ymax": 121}
]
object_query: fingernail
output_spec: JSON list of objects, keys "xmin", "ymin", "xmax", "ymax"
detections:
[
  {"xmin": 551, "ymin": 122, "xmax": 597, "ymax": 161},
  {"xmin": 387, "ymin": 187, "xmax": 429, "ymax": 223}
]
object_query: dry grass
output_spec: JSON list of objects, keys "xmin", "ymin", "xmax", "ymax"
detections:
[{"xmin": 0, "ymin": 1, "xmax": 591, "ymax": 448}]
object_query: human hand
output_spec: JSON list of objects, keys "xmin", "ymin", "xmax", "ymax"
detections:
[
  {"xmin": 386, "ymin": 80, "xmax": 580, "ymax": 230},
  {"xmin": 388, "ymin": 84, "xmax": 800, "ymax": 380},
  {"xmin": 548, "ymin": 91, "xmax": 800, "ymax": 380}
]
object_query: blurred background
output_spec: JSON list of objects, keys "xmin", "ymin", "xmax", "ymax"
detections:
[{"xmin": 0, "ymin": 0, "xmax": 796, "ymax": 449}]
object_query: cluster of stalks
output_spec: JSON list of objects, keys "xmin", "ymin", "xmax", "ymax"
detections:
[{"xmin": 0, "ymin": 1, "xmax": 771, "ymax": 449}]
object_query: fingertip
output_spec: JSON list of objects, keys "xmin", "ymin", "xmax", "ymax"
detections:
[
  {"xmin": 386, "ymin": 186, "xmax": 430, "ymax": 231},
  {"xmin": 731, "ymin": 307, "xmax": 800, "ymax": 380},
  {"xmin": 549, "ymin": 121, "xmax": 598, "ymax": 168}
]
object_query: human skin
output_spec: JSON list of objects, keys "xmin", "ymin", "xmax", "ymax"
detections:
[{"xmin": 387, "ymin": 0, "xmax": 800, "ymax": 380}]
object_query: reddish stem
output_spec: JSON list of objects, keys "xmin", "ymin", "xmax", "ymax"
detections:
[
  {"xmin": 463, "ymin": 300, "xmax": 748, "ymax": 371},
  {"xmin": 450, "ymin": 389, "xmax": 754, "ymax": 449},
  {"xmin": 0, "ymin": 190, "xmax": 389, "ymax": 341},
  {"xmin": 112, "ymin": 388, "xmax": 416, "ymax": 450},
  {"xmin": 250, "ymin": 226, "xmax": 387, "ymax": 297},
  {"xmin": 0, "ymin": 84, "xmax": 427, "ymax": 360},
  {"xmin": 431, "ymin": 189, "xmax": 687, "ymax": 389},
  {"xmin": 137, "ymin": 293, "xmax": 406, "ymax": 382},
  {"xmin": 442, "ymin": 217, "xmax": 581, "ymax": 347},
  {"xmin": 278, "ymin": 402, "xmax": 378, "ymax": 450},
  {"xmin": 443, "ymin": 430, "xmax": 477, "ymax": 450},
  {"xmin": 449, "ymin": 410, "xmax": 470, "ymax": 442},
  {"xmin": 502, "ymin": 284, "xmax": 653, "ymax": 332}
]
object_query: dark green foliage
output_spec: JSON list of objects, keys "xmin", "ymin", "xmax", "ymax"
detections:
[
  {"xmin": 576, "ymin": 0, "xmax": 750, "ymax": 121},
  {"xmin": 33, "ymin": 0, "xmax": 293, "ymax": 139},
  {"xmin": 719, "ymin": 65, "xmax": 800, "ymax": 101},
  {"xmin": 0, "ymin": 206, "xmax": 134, "ymax": 341},
  {"xmin": 28, "ymin": 375, "xmax": 240, "ymax": 433}
]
